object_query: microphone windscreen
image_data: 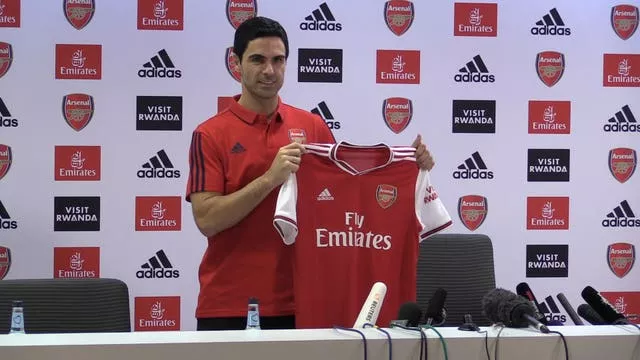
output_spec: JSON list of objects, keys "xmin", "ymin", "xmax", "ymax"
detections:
[
  {"xmin": 581, "ymin": 286, "xmax": 626, "ymax": 324},
  {"xmin": 482, "ymin": 288, "xmax": 536, "ymax": 328},
  {"xmin": 424, "ymin": 288, "xmax": 447, "ymax": 320},
  {"xmin": 577, "ymin": 303, "xmax": 606, "ymax": 325},
  {"xmin": 397, "ymin": 302, "xmax": 422, "ymax": 327}
]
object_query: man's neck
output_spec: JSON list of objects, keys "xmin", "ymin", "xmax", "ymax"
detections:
[{"xmin": 238, "ymin": 93, "xmax": 278, "ymax": 117}]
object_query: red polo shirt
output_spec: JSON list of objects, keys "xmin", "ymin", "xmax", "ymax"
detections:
[{"xmin": 186, "ymin": 95, "xmax": 336, "ymax": 318}]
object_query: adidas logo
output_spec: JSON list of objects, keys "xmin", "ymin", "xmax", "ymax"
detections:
[
  {"xmin": 604, "ymin": 105, "xmax": 639, "ymax": 133},
  {"xmin": 454, "ymin": 55, "xmax": 495, "ymax": 83},
  {"xmin": 538, "ymin": 295, "xmax": 567, "ymax": 323},
  {"xmin": 137, "ymin": 149, "xmax": 181, "ymax": 179},
  {"xmin": 0, "ymin": 200, "xmax": 17, "ymax": 229},
  {"xmin": 453, "ymin": 151, "xmax": 494, "ymax": 179},
  {"xmin": 136, "ymin": 250, "xmax": 180, "ymax": 279},
  {"xmin": 531, "ymin": 8, "xmax": 571, "ymax": 36},
  {"xmin": 231, "ymin": 142, "xmax": 246, "ymax": 154},
  {"xmin": 311, "ymin": 101, "xmax": 340, "ymax": 130},
  {"xmin": 138, "ymin": 49, "xmax": 182, "ymax": 78},
  {"xmin": 603, "ymin": 200, "xmax": 640, "ymax": 227},
  {"xmin": 0, "ymin": 98, "xmax": 18, "ymax": 127},
  {"xmin": 317, "ymin": 188, "xmax": 334, "ymax": 201},
  {"xmin": 300, "ymin": 2, "xmax": 342, "ymax": 31}
]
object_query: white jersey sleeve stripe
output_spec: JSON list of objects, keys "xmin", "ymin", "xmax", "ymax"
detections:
[
  {"xmin": 414, "ymin": 170, "xmax": 453, "ymax": 242},
  {"xmin": 274, "ymin": 173, "xmax": 299, "ymax": 245}
]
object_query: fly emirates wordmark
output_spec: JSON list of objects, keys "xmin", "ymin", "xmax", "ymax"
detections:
[{"xmin": 316, "ymin": 212, "xmax": 392, "ymax": 250}]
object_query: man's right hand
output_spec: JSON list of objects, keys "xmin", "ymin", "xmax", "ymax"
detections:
[{"xmin": 264, "ymin": 142, "xmax": 306, "ymax": 188}]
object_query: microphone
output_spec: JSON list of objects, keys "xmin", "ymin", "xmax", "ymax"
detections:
[
  {"xmin": 556, "ymin": 293, "xmax": 584, "ymax": 325},
  {"xmin": 581, "ymin": 286, "xmax": 629, "ymax": 325},
  {"xmin": 516, "ymin": 282, "xmax": 549, "ymax": 325},
  {"xmin": 353, "ymin": 282, "xmax": 387, "ymax": 328},
  {"xmin": 577, "ymin": 303, "xmax": 606, "ymax": 325},
  {"xmin": 424, "ymin": 288, "xmax": 447, "ymax": 326},
  {"xmin": 482, "ymin": 288, "xmax": 550, "ymax": 333},
  {"xmin": 391, "ymin": 302, "xmax": 422, "ymax": 327}
]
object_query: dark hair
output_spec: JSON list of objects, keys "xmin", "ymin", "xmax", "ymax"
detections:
[{"xmin": 233, "ymin": 16, "xmax": 289, "ymax": 63}]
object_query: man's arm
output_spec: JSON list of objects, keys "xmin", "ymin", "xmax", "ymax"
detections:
[{"xmin": 190, "ymin": 142, "xmax": 306, "ymax": 238}]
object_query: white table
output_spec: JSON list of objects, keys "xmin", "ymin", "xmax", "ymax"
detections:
[{"xmin": 1, "ymin": 325, "xmax": 639, "ymax": 360}]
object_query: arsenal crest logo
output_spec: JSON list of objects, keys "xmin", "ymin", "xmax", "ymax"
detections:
[
  {"xmin": 376, "ymin": 184, "xmax": 397, "ymax": 209},
  {"xmin": 0, "ymin": 42, "xmax": 13, "ymax": 79},
  {"xmin": 226, "ymin": 47, "xmax": 242, "ymax": 82},
  {"xmin": 0, "ymin": 144, "xmax": 12, "ymax": 180},
  {"xmin": 458, "ymin": 195, "xmax": 487, "ymax": 231},
  {"xmin": 536, "ymin": 51, "xmax": 565, "ymax": 87},
  {"xmin": 0, "ymin": 246, "xmax": 11, "ymax": 280},
  {"xmin": 609, "ymin": 147, "xmax": 637, "ymax": 183},
  {"xmin": 288, "ymin": 128, "xmax": 306, "ymax": 144},
  {"xmin": 382, "ymin": 97, "xmax": 413, "ymax": 134},
  {"xmin": 62, "ymin": 94, "xmax": 94, "ymax": 131},
  {"xmin": 64, "ymin": 0, "xmax": 95, "ymax": 30},
  {"xmin": 608, "ymin": 242, "xmax": 635, "ymax": 278},
  {"xmin": 226, "ymin": 0, "xmax": 257, "ymax": 29},
  {"xmin": 611, "ymin": 5, "xmax": 638, "ymax": 40},
  {"xmin": 384, "ymin": 1, "xmax": 414, "ymax": 36}
]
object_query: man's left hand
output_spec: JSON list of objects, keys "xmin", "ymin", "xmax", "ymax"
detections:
[{"xmin": 411, "ymin": 134, "xmax": 435, "ymax": 171}]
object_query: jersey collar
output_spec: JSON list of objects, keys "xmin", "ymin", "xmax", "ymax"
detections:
[
  {"xmin": 229, "ymin": 94, "xmax": 285, "ymax": 124},
  {"xmin": 329, "ymin": 142, "xmax": 394, "ymax": 176}
]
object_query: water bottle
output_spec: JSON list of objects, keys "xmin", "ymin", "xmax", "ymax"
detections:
[
  {"xmin": 9, "ymin": 300, "xmax": 25, "ymax": 334},
  {"xmin": 246, "ymin": 297, "xmax": 261, "ymax": 330}
]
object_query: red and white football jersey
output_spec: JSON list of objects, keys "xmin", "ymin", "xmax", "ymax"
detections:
[{"xmin": 273, "ymin": 142, "xmax": 453, "ymax": 329}]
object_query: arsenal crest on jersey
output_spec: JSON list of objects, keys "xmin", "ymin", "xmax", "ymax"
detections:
[
  {"xmin": 611, "ymin": 5, "xmax": 638, "ymax": 40},
  {"xmin": 382, "ymin": 97, "xmax": 412, "ymax": 134},
  {"xmin": 608, "ymin": 242, "xmax": 635, "ymax": 278},
  {"xmin": 384, "ymin": 1, "xmax": 414, "ymax": 36},
  {"xmin": 536, "ymin": 51, "xmax": 565, "ymax": 87},
  {"xmin": 288, "ymin": 129, "xmax": 306, "ymax": 144},
  {"xmin": 0, "ymin": 42, "xmax": 13, "ymax": 79},
  {"xmin": 0, "ymin": 144, "xmax": 11, "ymax": 180},
  {"xmin": 226, "ymin": 0, "xmax": 257, "ymax": 29},
  {"xmin": 0, "ymin": 246, "xmax": 11, "ymax": 280},
  {"xmin": 458, "ymin": 195, "xmax": 487, "ymax": 231},
  {"xmin": 609, "ymin": 147, "xmax": 637, "ymax": 183},
  {"xmin": 63, "ymin": 93, "xmax": 94, "ymax": 131},
  {"xmin": 376, "ymin": 184, "xmax": 397, "ymax": 209},
  {"xmin": 226, "ymin": 47, "xmax": 242, "ymax": 82},
  {"xmin": 64, "ymin": 0, "xmax": 95, "ymax": 30}
]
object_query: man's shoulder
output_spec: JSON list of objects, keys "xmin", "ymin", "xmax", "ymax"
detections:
[
  {"xmin": 281, "ymin": 103, "xmax": 323, "ymax": 124},
  {"xmin": 193, "ymin": 110, "xmax": 237, "ymax": 134}
]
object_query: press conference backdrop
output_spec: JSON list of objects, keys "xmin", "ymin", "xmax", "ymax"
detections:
[{"xmin": 0, "ymin": 0, "xmax": 638, "ymax": 330}]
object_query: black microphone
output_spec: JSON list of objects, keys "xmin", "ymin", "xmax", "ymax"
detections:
[
  {"xmin": 516, "ymin": 282, "xmax": 549, "ymax": 325},
  {"xmin": 424, "ymin": 288, "xmax": 447, "ymax": 326},
  {"xmin": 392, "ymin": 302, "xmax": 423, "ymax": 327},
  {"xmin": 577, "ymin": 303, "xmax": 606, "ymax": 325},
  {"xmin": 556, "ymin": 293, "xmax": 583, "ymax": 325},
  {"xmin": 581, "ymin": 286, "xmax": 629, "ymax": 325},
  {"xmin": 482, "ymin": 288, "xmax": 550, "ymax": 333}
]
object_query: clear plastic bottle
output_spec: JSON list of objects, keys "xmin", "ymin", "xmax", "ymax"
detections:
[
  {"xmin": 9, "ymin": 300, "xmax": 25, "ymax": 334},
  {"xmin": 246, "ymin": 297, "xmax": 261, "ymax": 330}
]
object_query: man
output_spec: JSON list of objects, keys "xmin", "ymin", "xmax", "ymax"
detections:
[{"xmin": 185, "ymin": 16, "xmax": 434, "ymax": 331}]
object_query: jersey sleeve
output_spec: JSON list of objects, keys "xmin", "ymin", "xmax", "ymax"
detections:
[
  {"xmin": 185, "ymin": 128, "xmax": 225, "ymax": 202},
  {"xmin": 273, "ymin": 173, "xmax": 299, "ymax": 245},
  {"xmin": 415, "ymin": 169, "xmax": 453, "ymax": 241}
]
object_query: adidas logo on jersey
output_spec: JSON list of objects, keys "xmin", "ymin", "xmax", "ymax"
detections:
[
  {"xmin": 300, "ymin": 2, "xmax": 342, "ymax": 31},
  {"xmin": 311, "ymin": 101, "xmax": 340, "ymax": 130},
  {"xmin": 531, "ymin": 8, "xmax": 571, "ymax": 36},
  {"xmin": 602, "ymin": 200, "xmax": 640, "ymax": 227},
  {"xmin": 454, "ymin": 55, "xmax": 495, "ymax": 83},
  {"xmin": 136, "ymin": 250, "xmax": 180, "ymax": 279},
  {"xmin": 317, "ymin": 188, "xmax": 334, "ymax": 201},
  {"xmin": 604, "ymin": 105, "xmax": 639, "ymax": 132},
  {"xmin": 0, "ymin": 98, "xmax": 18, "ymax": 128},
  {"xmin": 137, "ymin": 150, "xmax": 181, "ymax": 178},
  {"xmin": 138, "ymin": 49, "xmax": 182, "ymax": 78},
  {"xmin": 453, "ymin": 152, "xmax": 494, "ymax": 179},
  {"xmin": 538, "ymin": 296, "xmax": 567, "ymax": 323},
  {"xmin": 0, "ymin": 201, "xmax": 17, "ymax": 230}
]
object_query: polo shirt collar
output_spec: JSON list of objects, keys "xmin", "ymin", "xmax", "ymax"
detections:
[{"xmin": 229, "ymin": 94, "xmax": 285, "ymax": 124}]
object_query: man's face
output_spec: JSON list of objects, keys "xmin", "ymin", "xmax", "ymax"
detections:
[{"xmin": 237, "ymin": 37, "xmax": 286, "ymax": 101}]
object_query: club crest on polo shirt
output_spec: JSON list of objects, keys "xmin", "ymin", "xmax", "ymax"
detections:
[{"xmin": 288, "ymin": 129, "xmax": 306, "ymax": 144}]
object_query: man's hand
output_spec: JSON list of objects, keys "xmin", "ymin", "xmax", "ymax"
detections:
[
  {"xmin": 264, "ymin": 142, "xmax": 306, "ymax": 188},
  {"xmin": 411, "ymin": 134, "xmax": 435, "ymax": 171}
]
